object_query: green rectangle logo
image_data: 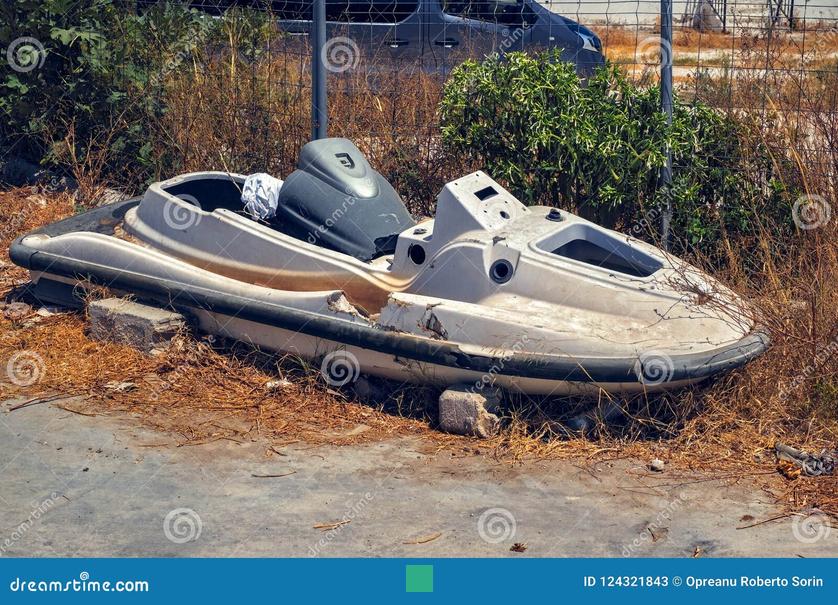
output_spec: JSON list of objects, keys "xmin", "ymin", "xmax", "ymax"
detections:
[{"xmin": 405, "ymin": 564, "xmax": 433, "ymax": 593}]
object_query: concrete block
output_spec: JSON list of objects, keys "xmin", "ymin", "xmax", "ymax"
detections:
[
  {"xmin": 438, "ymin": 386, "xmax": 501, "ymax": 438},
  {"xmin": 88, "ymin": 298, "xmax": 185, "ymax": 353}
]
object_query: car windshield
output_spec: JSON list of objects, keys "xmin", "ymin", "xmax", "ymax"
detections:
[{"xmin": 443, "ymin": 0, "xmax": 537, "ymax": 26}]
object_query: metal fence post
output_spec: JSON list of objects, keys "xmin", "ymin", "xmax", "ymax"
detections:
[
  {"xmin": 311, "ymin": 0, "xmax": 328, "ymax": 140},
  {"xmin": 660, "ymin": 0, "xmax": 674, "ymax": 250}
]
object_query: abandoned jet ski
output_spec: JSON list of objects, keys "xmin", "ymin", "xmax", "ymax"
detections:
[{"xmin": 10, "ymin": 138, "xmax": 768, "ymax": 395}]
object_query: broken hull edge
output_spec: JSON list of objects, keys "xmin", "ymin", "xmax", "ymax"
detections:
[{"xmin": 18, "ymin": 263, "xmax": 767, "ymax": 396}]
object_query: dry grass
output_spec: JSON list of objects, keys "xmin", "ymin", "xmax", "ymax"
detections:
[
  {"xmin": 133, "ymin": 39, "xmax": 466, "ymax": 217},
  {"xmin": 595, "ymin": 24, "xmax": 838, "ymax": 80},
  {"xmin": 0, "ymin": 313, "xmax": 439, "ymax": 449}
]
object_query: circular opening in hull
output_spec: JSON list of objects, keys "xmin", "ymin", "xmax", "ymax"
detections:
[
  {"xmin": 408, "ymin": 244, "xmax": 426, "ymax": 265},
  {"xmin": 489, "ymin": 259, "xmax": 513, "ymax": 284}
]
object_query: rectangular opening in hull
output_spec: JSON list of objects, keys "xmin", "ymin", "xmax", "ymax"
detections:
[
  {"xmin": 164, "ymin": 177, "xmax": 244, "ymax": 213},
  {"xmin": 537, "ymin": 223, "xmax": 662, "ymax": 278},
  {"xmin": 551, "ymin": 239, "xmax": 654, "ymax": 278}
]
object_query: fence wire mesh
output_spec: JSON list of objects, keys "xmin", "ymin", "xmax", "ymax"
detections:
[{"xmin": 1, "ymin": 1, "xmax": 836, "ymax": 221}]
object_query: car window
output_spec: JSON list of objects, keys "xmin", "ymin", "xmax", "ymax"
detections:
[
  {"xmin": 442, "ymin": 0, "xmax": 537, "ymax": 26},
  {"xmin": 268, "ymin": 1, "xmax": 418, "ymax": 23}
]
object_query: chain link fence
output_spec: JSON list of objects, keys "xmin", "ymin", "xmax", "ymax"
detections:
[{"xmin": 1, "ymin": 1, "xmax": 836, "ymax": 221}]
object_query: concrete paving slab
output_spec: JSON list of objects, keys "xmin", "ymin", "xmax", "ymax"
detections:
[{"xmin": 1, "ymin": 396, "xmax": 836, "ymax": 557}]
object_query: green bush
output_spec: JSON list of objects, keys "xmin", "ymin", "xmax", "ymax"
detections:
[
  {"xmin": 0, "ymin": 1, "xmax": 241, "ymax": 183},
  {"xmin": 439, "ymin": 51, "xmax": 794, "ymax": 262}
]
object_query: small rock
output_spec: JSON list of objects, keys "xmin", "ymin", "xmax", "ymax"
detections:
[
  {"xmin": 438, "ymin": 385, "xmax": 501, "ymax": 439},
  {"xmin": 649, "ymin": 458, "xmax": 666, "ymax": 472},
  {"xmin": 265, "ymin": 378, "xmax": 294, "ymax": 391},
  {"xmin": 36, "ymin": 305, "xmax": 66, "ymax": 317},
  {"xmin": 3, "ymin": 302, "xmax": 32, "ymax": 321},
  {"xmin": 93, "ymin": 188, "xmax": 132, "ymax": 208},
  {"xmin": 104, "ymin": 381, "xmax": 137, "ymax": 393},
  {"xmin": 341, "ymin": 423, "xmax": 371, "ymax": 437}
]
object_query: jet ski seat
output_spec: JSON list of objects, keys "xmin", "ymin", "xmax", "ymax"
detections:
[
  {"xmin": 273, "ymin": 138, "xmax": 416, "ymax": 262},
  {"xmin": 142, "ymin": 139, "xmax": 415, "ymax": 264}
]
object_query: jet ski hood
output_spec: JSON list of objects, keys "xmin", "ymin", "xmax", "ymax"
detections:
[{"xmin": 276, "ymin": 138, "xmax": 415, "ymax": 261}]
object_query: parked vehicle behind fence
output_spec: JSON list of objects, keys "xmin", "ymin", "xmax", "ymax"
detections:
[{"xmin": 183, "ymin": 0, "xmax": 605, "ymax": 75}]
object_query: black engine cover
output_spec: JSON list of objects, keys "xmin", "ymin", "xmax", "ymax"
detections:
[{"xmin": 275, "ymin": 138, "xmax": 415, "ymax": 262}]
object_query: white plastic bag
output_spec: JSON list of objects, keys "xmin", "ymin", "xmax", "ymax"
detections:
[{"xmin": 241, "ymin": 173, "xmax": 284, "ymax": 220}]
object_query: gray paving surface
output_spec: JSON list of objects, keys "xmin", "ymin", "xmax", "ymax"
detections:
[{"xmin": 1, "ymin": 395, "xmax": 836, "ymax": 557}]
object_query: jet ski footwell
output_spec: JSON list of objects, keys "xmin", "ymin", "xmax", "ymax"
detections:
[{"xmin": 10, "ymin": 198, "xmax": 768, "ymax": 397}]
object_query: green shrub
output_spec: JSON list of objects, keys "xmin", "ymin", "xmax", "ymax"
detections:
[
  {"xmin": 439, "ymin": 51, "xmax": 794, "ymax": 262},
  {"xmin": 0, "ymin": 1, "xmax": 249, "ymax": 184}
]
